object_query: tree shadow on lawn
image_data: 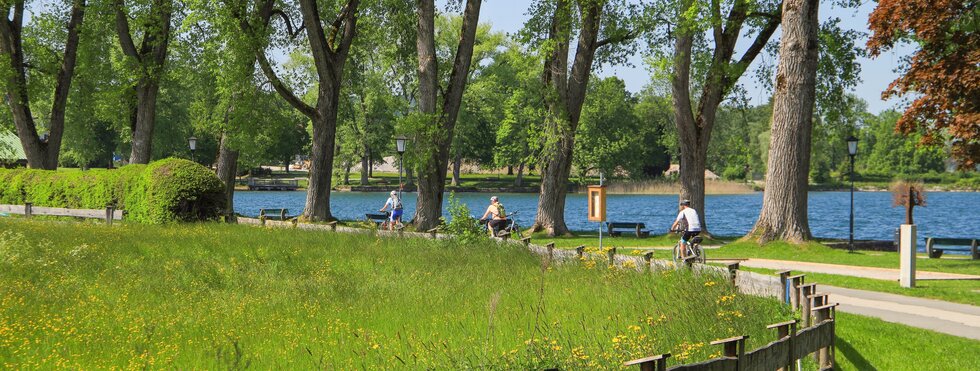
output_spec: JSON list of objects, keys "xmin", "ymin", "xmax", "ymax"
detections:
[{"xmin": 837, "ymin": 338, "xmax": 875, "ymax": 370}]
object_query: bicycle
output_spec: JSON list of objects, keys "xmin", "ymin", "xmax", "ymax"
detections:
[
  {"xmin": 671, "ymin": 229, "xmax": 705, "ymax": 264},
  {"xmin": 379, "ymin": 211, "xmax": 404, "ymax": 230},
  {"xmin": 481, "ymin": 211, "xmax": 522, "ymax": 238}
]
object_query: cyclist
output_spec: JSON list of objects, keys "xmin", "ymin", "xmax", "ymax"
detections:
[
  {"xmin": 479, "ymin": 196, "xmax": 507, "ymax": 236},
  {"xmin": 669, "ymin": 199, "xmax": 701, "ymax": 259},
  {"xmin": 379, "ymin": 191, "xmax": 403, "ymax": 230}
]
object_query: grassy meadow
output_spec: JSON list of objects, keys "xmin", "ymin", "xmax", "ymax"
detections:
[{"xmin": 0, "ymin": 219, "xmax": 791, "ymax": 369}]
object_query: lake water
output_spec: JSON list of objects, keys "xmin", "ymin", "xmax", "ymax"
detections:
[{"xmin": 235, "ymin": 191, "xmax": 980, "ymax": 248}]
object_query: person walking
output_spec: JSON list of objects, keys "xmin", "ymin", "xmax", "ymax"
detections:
[{"xmin": 379, "ymin": 191, "xmax": 403, "ymax": 230}]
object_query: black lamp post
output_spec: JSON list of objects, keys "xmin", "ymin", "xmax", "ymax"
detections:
[
  {"xmin": 189, "ymin": 136, "xmax": 198, "ymax": 163},
  {"xmin": 846, "ymin": 135, "xmax": 858, "ymax": 252},
  {"xmin": 395, "ymin": 135, "xmax": 407, "ymax": 199}
]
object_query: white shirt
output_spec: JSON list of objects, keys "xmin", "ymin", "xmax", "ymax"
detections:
[
  {"xmin": 385, "ymin": 197, "xmax": 402, "ymax": 210},
  {"xmin": 675, "ymin": 207, "xmax": 701, "ymax": 231}
]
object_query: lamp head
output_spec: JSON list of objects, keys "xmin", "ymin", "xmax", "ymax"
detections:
[
  {"xmin": 189, "ymin": 136, "xmax": 198, "ymax": 151},
  {"xmin": 395, "ymin": 135, "xmax": 407, "ymax": 154},
  {"xmin": 846, "ymin": 135, "xmax": 858, "ymax": 156}
]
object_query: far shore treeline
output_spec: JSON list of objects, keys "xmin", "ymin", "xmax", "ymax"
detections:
[{"xmin": 0, "ymin": 1, "xmax": 974, "ymax": 237}]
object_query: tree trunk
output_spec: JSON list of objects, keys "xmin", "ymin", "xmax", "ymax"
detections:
[
  {"xmin": 116, "ymin": 0, "xmax": 172, "ymax": 165},
  {"xmin": 215, "ymin": 132, "xmax": 239, "ymax": 223},
  {"xmin": 412, "ymin": 0, "xmax": 482, "ymax": 231},
  {"xmin": 304, "ymin": 111, "xmax": 338, "ymax": 221},
  {"xmin": 748, "ymin": 0, "xmax": 819, "ymax": 244},
  {"xmin": 531, "ymin": 0, "xmax": 605, "ymax": 236},
  {"xmin": 451, "ymin": 155, "xmax": 462, "ymax": 186},
  {"xmin": 360, "ymin": 147, "xmax": 369, "ymax": 185},
  {"xmin": 669, "ymin": 0, "xmax": 783, "ymax": 235},
  {"xmin": 128, "ymin": 80, "xmax": 161, "ymax": 164},
  {"xmin": 344, "ymin": 163, "xmax": 351, "ymax": 185},
  {"xmin": 0, "ymin": 0, "xmax": 85, "ymax": 170},
  {"xmin": 507, "ymin": 165, "xmax": 513, "ymax": 175},
  {"xmin": 515, "ymin": 161, "xmax": 525, "ymax": 187},
  {"xmin": 405, "ymin": 167, "xmax": 414, "ymax": 187}
]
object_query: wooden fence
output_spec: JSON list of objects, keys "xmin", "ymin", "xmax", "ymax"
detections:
[
  {"xmin": 0, "ymin": 203, "xmax": 122, "ymax": 224},
  {"xmin": 236, "ymin": 216, "xmax": 837, "ymax": 370}
]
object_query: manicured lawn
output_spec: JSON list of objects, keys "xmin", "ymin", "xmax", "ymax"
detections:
[
  {"xmin": 738, "ymin": 266, "xmax": 980, "ymax": 307},
  {"xmin": 0, "ymin": 219, "xmax": 789, "ymax": 369},
  {"xmin": 834, "ymin": 312, "xmax": 980, "ymax": 370},
  {"xmin": 712, "ymin": 240, "xmax": 980, "ymax": 276}
]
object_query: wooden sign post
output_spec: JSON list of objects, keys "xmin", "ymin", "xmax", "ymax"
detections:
[{"xmin": 588, "ymin": 183, "xmax": 607, "ymax": 250}]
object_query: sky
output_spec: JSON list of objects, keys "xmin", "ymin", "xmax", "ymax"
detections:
[{"xmin": 471, "ymin": 0, "xmax": 913, "ymax": 114}]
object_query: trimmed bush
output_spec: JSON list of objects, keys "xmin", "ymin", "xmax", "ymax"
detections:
[{"xmin": 0, "ymin": 158, "xmax": 225, "ymax": 223}]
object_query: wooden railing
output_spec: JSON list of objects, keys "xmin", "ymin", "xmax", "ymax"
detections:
[{"xmin": 0, "ymin": 203, "xmax": 122, "ymax": 224}]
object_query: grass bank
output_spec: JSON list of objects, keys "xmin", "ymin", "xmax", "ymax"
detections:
[
  {"xmin": 0, "ymin": 219, "xmax": 788, "ymax": 369},
  {"xmin": 835, "ymin": 312, "xmax": 980, "ymax": 370}
]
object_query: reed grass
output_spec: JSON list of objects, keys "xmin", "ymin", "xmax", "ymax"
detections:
[
  {"xmin": 0, "ymin": 219, "xmax": 789, "ymax": 369},
  {"xmin": 604, "ymin": 179, "xmax": 756, "ymax": 195}
]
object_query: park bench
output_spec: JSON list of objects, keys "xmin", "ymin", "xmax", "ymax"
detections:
[
  {"xmin": 259, "ymin": 208, "xmax": 290, "ymax": 220},
  {"xmin": 608, "ymin": 222, "xmax": 650, "ymax": 237},
  {"xmin": 365, "ymin": 213, "xmax": 389, "ymax": 227},
  {"xmin": 925, "ymin": 237, "xmax": 979, "ymax": 259}
]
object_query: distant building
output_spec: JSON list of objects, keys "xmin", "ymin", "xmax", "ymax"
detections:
[
  {"xmin": 0, "ymin": 131, "xmax": 27, "ymax": 167},
  {"xmin": 663, "ymin": 164, "xmax": 720, "ymax": 180}
]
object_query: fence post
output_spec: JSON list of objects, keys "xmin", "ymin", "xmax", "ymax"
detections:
[
  {"xmin": 291, "ymin": 218, "xmax": 298, "ymax": 228},
  {"xmin": 788, "ymin": 274, "xmax": 805, "ymax": 310},
  {"xmin": 798, "ymin": 284, "xmax": 817, "ymax": 327},
  {"xmin": 710, "ymin": 336, "xmax": 747, "ymax": 371},
  {"xmin": 644, "ymin": 252, "xmax": 654, "ymax": 271},
  {"xmin": 24, "ymin": 202, "xmax": 32, "ymax": 218},
  {"xmin": 520, "ymin": 237, "xmax": 531, "ymax": 247},
  {"xmin": 777, "ymin": 270, "xmax": 792, "ymax": 304},
  {"xmin": 727, "ymin": 262, "xmax": 740, "ymax": 286},
  {"xmin": 623, "ymin": 353, "xmax": 671, "ymax": 371},
  {"xmin": 575, "ymin": 245, "xmax": 585, "ymax": 259},
  {"xmin": 607, "ymin": 247, "xmax": 617, "ymax": 266},
  {"xmin": 546, "ymin": 242, "xmax": 555, "ymax": 263},
  {"xmin": 812, "ymin": 303, "xmax": 839, "ymax": 369},
  {"xmin": 427, "ymin": 228, "xmax": 438, "ymax": 238},
  {"xmin": 327, "ymin": 221, "xmax": 338, "ymax": 231},
  {"xmin": 767, "ymin": 320, "xmax": 798, "ymax": 371},
  {"xmin": 105, "ymin": 205, "xmax": 115, "ymax": 225}
]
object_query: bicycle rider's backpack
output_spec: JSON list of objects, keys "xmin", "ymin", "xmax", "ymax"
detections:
[{"xmin": 495, "ymin": 203, "xmax": 506, "ymax": 218}]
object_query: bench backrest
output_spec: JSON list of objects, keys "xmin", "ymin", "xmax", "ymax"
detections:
[
  {"xmin": 365, "ymin": 213, "xmax": 389, "ymax": 221},
  {"xmin": 609, "ymin": 222, "xmax": 645, "ymax": 229},
  {"xmin": 929, "ymin": 238, "xmax": 977, "ymax": 246}
]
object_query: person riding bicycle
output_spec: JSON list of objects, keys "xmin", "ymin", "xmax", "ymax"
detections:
[
  {"xmin": 379, "ymin": 191, "xmax": 403, "ymax": 230},
  {"xmin": 479, "ymin": 196, "xmax": 507, "ymax": 236},
  {"xmin": 669, "ymin": 199, "xmax": 701, "ymax": 259}
]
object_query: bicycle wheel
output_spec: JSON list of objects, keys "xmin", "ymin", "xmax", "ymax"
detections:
[
  {"xmin": 511, "ymin": 222, "xmax": 522, "ymax": 238},
  {"xmin": 672, "ymin": 243, "xmax": 681, "ymax": 264},
  {"xmin": 694, "ymin": 244, "xmax": 706, "ymax": 264}
]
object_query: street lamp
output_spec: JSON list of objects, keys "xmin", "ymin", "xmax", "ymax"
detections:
[
  {"xmin": 846, "ymin": 135, "xmax": 859, "ymax": 252},
  {"xmin": 395, "ymin": 135, "xmax": 407, "ymax": 199},
  {"xmin": 189, "ymin": 136, "xmax": 198, "ymax": 163}
]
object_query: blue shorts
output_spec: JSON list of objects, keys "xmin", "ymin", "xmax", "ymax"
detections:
[{"xmin": 390, "ymin": 209, "xmax": 403, "ymax": 221}]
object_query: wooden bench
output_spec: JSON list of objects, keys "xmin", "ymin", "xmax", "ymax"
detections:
[
  {"xmin": 259, "ymin": 208, "xmax": 290, "ymax": 220},
  {"xmin": 608, "ymin": 222, "xmax": 649, "ymax": 237},
  {"xmin": 925, "ymin": 237, "xmax": 979, "ymax": 259},
  {"xmin": 365, "ymin": 213, "xmax": 389, "ymax": 227}
]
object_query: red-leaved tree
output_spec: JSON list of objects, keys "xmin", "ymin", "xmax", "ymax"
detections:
[{"xmin": 867, "ymin": 0, "xmax": 979, "ymax": 168}]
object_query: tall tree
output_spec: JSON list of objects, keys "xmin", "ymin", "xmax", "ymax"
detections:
[
  {"xmin": 0, "ymin": 0, "xmax": 86, "ymax": 169},
  {"xmin": 527, "ymin": 0, "xmax": 638, "ymax": 236},
  {"xmin": 411, "ymin": 0, "xmax": 482, "ymax": 231},
  {"xmin": 867, "ymin": 0, "xmax": 979, "ymax": 168},
  {"xmin": 233, "ymin": 0, "xmax": 360, "ymax": 221},
  {"xmin": 748, "ymin": 0, "xmax": 820, "ymax": 243},
  {"xmin": 667, "ymin": 0, "xmax": 783, "ymax": 234},
  {"xmin": 115, "ymin": 0, "xmax": 173, "ymax": 164}
]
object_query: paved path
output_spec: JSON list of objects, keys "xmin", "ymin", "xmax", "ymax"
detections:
[
  {"xmin": 733, "ymin": 258, "xmax": 980, "ymax": 281},
  {"xmin": 822, "ymin": 285, "xmax": 980, "ymax": 340}
]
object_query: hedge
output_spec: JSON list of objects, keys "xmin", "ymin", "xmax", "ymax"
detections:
[{"xmin": 0, "ymin": 158, "xmax": 226, "ymax": 223}]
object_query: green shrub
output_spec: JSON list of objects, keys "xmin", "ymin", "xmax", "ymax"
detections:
[
  {"xmin": 0, "ymin": 158, "xmax": 225, "ymax": 223},
  {"xmin": 443, "ymin": 192, "xmax": 485, "ymax": 243}
]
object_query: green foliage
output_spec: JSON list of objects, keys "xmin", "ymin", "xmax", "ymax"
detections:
[
  {"xmin": 442, "ymin": 192, "xmax": 484, "ymax": 244},
  {"xmin": 0, "ymin": 158, "xmax": 224, "ymax": 223}
]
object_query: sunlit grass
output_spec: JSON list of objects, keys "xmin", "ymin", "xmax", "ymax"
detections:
[{"xmin": 0, "ymin": 219, "xmax": 790, "ymax": 369}]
